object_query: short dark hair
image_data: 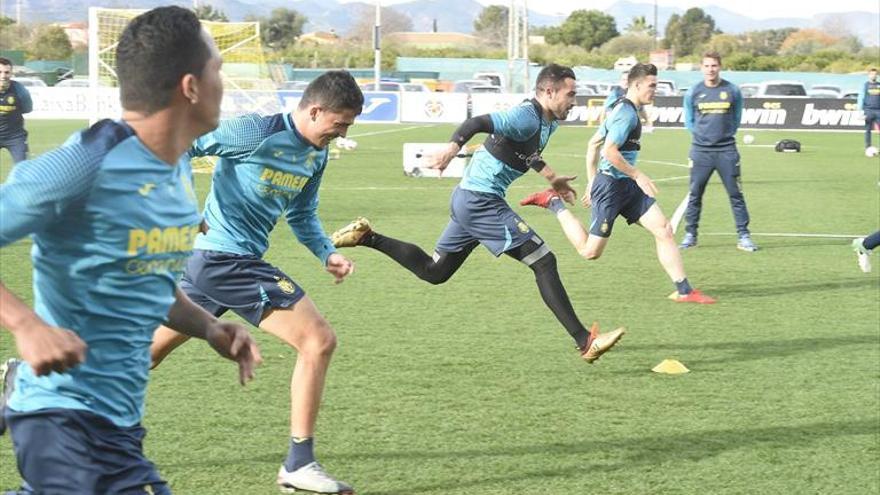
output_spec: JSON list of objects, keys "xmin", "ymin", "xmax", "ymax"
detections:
[
  {"xmin": 298, "ymin": 70, "xmax": 364, "ymax": 113},
  {"xmin": 627, "ymin": 63, "xmax": 658, "ymax": 85},
  {"xmin": 870, "ymin": 67, "xmax": 878, "ymax": 72},
  {"xmin": 536, "ymin": 63, "xmax": 576, "ymax": 91},
  {"xmin": 0, "ymin": 57, "xmax": 11, "ymax": 67},
  {"xmin": 116, "ymin": 6, "xmax": 212, "ymax": 113},
  {"xmin": 702, "ymin": 51, "xmax": 722, "ymax": 65}
]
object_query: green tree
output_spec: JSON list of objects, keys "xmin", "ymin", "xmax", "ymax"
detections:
[
  {"xmin": 30, "ymin": 25, "xmax": 72, "ymax": 60},
  {"xmin": 250, "ymin": 8, "xmax": 307, "ymax": 50},
  {"xmin": 544, "ymin": 9, "xmax": 618, "ymax": 50},
  {"xmin": 625, "ymin": 15, "xmax": 653, "ymax": 36},
  {"xmin": 193, "ymin": 4, "xmax": 228, "ymax": 22},
  {"xmin": 701, "ymin": 33, "xmax": 741, "ymax": 58},
  {"xmin": 473, "ymin": 5, "xmax": 508, "ymax": 47},
  {"xmin": 738, "ymin": 28, "xmax": 797, "ymax": 56},
  {"xmin": 663, "ymin": 7, "xmax": 717, "ymax": 56},
  {"xmin": 599, "ymin": 34, "xmax": 653, "ymax": 57}
]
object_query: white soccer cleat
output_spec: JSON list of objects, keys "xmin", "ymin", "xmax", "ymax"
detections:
[
  {"xmin": 277, "ymin": 462, "xmax": 354, "ymax": 494},
  {"xmin": 852, "ymin": 237, "xmax": 872, "ymax": 273}
]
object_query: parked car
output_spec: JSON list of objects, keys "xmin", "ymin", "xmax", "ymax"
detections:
[
  {"xmin": 401, "ymin": 83, "xmax": 430, "ymax": 92},
  {"xmin": 739, "ymin": 83, "xmax": 759, "ymax": 98},
  {"xmin": 278, "ymin": 80, "xmax": 309, "ymax": 91},
  {"xmin": 810, "ymin": 84, "xmax": 842, "ymax": 97},
  {"xmin": 359, "ymin": 81, "xmax": 431, "ymax": 92},
  {"xmin": 807, "ymin": 89, "xmax": 840, "ymax": 99},
  {"xmin": 473, "ymin": 72, "xmax": 505, "ymax": 89},
  {"xmin": 754, "ymin": 81, "xmax": 808, "ymax": 97},
  {"xmin": 55, "ymin": 78, "xmax": 89, "ymax": 88},
  {"xmin": 578, "ymin": 81, "xmax": 613, "ymax": 95},
  {"xmin": 13, "ymin": 77, "xmax": 47, "ymax": 88},
  {"xmin": 840, "ymin": 91, "xmax": 859, "ymax": 99},
  {"xmin": 452, "ymin": 79, "xmax": 501, "ymax": 94},
  {"xmin": 656, "ymin": 79, "xmax": 676, "ymax": 96},
  {"xmin": 469, "ymin": 85, "xmax": 503, "ymax": 94}
]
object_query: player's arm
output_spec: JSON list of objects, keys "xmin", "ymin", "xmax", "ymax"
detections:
[
  {"xmin": 426, "ymin": 114, "xmax": 494, "ymax": 171},
  {"xmin": 683, "ymin": 88, "xmax": 695, "ymax": 131},
  {"xmin": 603, "ymin": 109, "xmax": 657, "ymax": 197},
  {"xmin": 857, "ymin": 82, "xmax": 866, "ymax": 111},
  {"xmin": 189, "ymin": 113, "xmax": 265, "ymax": 159},
  {"xmin": 532, "ymin": 157, "xmax": 577, "ymax": 204},
  {"xmin": 16, "ymin": 83, "xmax": 33, "ymax": 114},
  {"xmin": 0, "ymin": 144, "xmax": 96, "ymax": 375},
  {"xmin": 581, "ymin": 129, "xmax": 604, "ymax": 207},
  {"xmin": 164, "ymin": 288, "xmax": 261, "ymax": 385},
  {"xmin": 732, "ymin": 86, "xmax": 743, "ymax": 133},
  {"xmin": 603, "ymin": 140, "xmax": 657, "ymax": 198},
  {"xmin": 284, "ymin": 164, "xmax": 354, "ymax": 283}
]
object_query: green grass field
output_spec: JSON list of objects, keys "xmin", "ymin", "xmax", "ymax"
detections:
[{"xmin": 1, "ymin": 120, "xmax": 878, "ymax": 494}]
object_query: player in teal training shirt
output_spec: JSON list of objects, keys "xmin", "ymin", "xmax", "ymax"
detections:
[
  {"xmin": 521, "ymin": 63, "xmax": 716, "ymax": 304},
  {"xmin": 0, "ymin": 8, "xmax": 260, "ymax": 494},
  {"xmin": 149, "ymin": 71, "xmax": 362, "ymax": 494}
]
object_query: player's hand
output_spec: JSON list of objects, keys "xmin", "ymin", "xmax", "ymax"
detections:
[
  {"xmin": 550, "ymin": 175, "xmax": 578, "ymax": 204},
  {"xmin": 205, "ymin": 321, "xmax": 262, "ymax": 385},
  {"xmin": 633, "ymin": 171, "xmax": 658, "ymax": 198},
  {"xmin": 424, "ymin": 143, "xmax": 459, "ymax": 173},
  {"xmin": 325, "ymin": 253, "xmax": 354, "ymax": 284},
  {"xmin": 14, "ymin": 322, "xmax": 87, "ymax": 376},
  {"xmin": 581, "ymin": 181, "xmax": 593, "ymax": 208}
]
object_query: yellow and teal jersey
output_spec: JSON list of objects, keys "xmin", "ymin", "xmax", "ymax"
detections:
[
  {"xmin": 192, "ymin": 113, "xmax": 336, "ymax": 265},
  {"xmin": 0, "ymin": 119, "xmax": 202, "ymax": 427},
  {"xmin": 461, "ymin": 101, "xmax": 557, "ymax": 198},
  {"xmin": 598, "ymin": 99, "xmax": 642, "ymax": 180}
]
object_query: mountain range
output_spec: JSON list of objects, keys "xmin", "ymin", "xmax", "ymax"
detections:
[{"xmin": 8, "ymin": 0, "xmax": 878, "ymax": 45}]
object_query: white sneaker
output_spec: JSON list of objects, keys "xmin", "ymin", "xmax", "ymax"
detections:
[
  {"xmin": 853, "ymin": 237, "xmax": 872, "ymax": 273},
  {"xmin": 277, "ymin": 462, "xmax": 354, "ymax": 494}
]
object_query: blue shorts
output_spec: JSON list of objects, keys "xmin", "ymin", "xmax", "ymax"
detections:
[
  {"xmin": 436, "ymin": 187, "xmax": 538, "ymax": 256},
  {"xmin": 589, "ymin": 172, "xmax": 656, "ymax": 238},
  {"xmin": 7, "ymin": 408, "xmax": 170, "ymax": 494},
  {"xmin": 180, "ymin": 249, "xmax": 306, "ymax": 326}
]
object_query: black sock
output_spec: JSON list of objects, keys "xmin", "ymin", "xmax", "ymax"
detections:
[
  {"xmin": 507, "ymin": 245, "xmax": 589, "ymax": 349},
  {"xmin": 362, "ymin": 232, "xmax": 474, "ymax": 285},
  {"xmin": 284, "ymin": 436, "xmax": 315, "ymax": 472},
  {"xmin": 675, "ymin": 278, "xmax": 693, "ymax": 295}
]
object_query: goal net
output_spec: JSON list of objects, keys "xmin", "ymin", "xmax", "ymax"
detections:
[{"xmin": 88, "ymin": 7, "xmax": 281, "ymax": 124}]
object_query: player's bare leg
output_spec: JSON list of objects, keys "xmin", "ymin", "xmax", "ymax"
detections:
[
  {"xmin": 260, "ymin": 297, "xmax": 353, "ymax": 494},
  {"xmin": 639, "ymin": 204, "xmax": 716, "ymax": 304}
]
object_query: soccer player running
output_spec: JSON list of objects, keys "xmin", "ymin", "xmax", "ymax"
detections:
[
  {"xmin": 0, "ymin": 7, "xmax": 260, "ymax": 494},
  {"xmin": 679, "ymin": 51, "xmax": 757, "ymax": 252},
  {"xmin": 0, "ymin": 57, "xmax": 33, "ymax": 163},
  {"xmin": 520, "ymin": 63, "xmax": 716, "ymax": 304},
  {"xmin": 148, "ymin": 70, "xmax": 362, "ymax": 494},
  {"xmin": 331, "ymin": 64, "xmax": 625, "ymax": 363},
  {"xmin": 858, "ymin": 67, "xmax": 880, "ymax": 153}
]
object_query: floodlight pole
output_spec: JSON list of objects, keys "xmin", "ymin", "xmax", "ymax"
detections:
[{"xmin": 373, "ymin": 0, "xmax": 381, "ymax": 90}]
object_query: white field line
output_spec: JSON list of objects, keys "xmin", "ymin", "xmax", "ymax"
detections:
[
  {"xmin": 702, "ymin": 232, "xmax": 862, "ymax": 239},
  {"xmin": 348, "ymin": 125, "xmax": 439, "ymax": 138}
]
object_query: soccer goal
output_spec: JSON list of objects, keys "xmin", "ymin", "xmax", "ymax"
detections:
[{"xmin": 87, "ymin": 7, "xmax": 280, "ymax": 123}]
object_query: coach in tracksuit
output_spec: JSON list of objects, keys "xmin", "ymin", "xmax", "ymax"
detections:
[
  {"xmin": 0, "ymin": 57, "xmax": 33, "ymax": 163},
  {"xmin": 858, "ymin": 67, "xmax": 880, "ymax": 151},
  {"xmin": 680, "ymin": 51, "xmax": 757, "ymax": 252}
]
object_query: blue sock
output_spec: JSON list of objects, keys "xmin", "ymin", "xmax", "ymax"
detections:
[
  {"xmin": 284, "ymin": 436, "xmax": 315, "ymax": 472},
  {"xmin": 675, "ymin": 278, "xmax": 693, "ymax": 295},
  {"xmin": 864, "ymin": 231, "xmax": 880, "ymax": 251},
  {"xmin": 548, "ymin": 197, "xmax": 566, "ymax": 214}
]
